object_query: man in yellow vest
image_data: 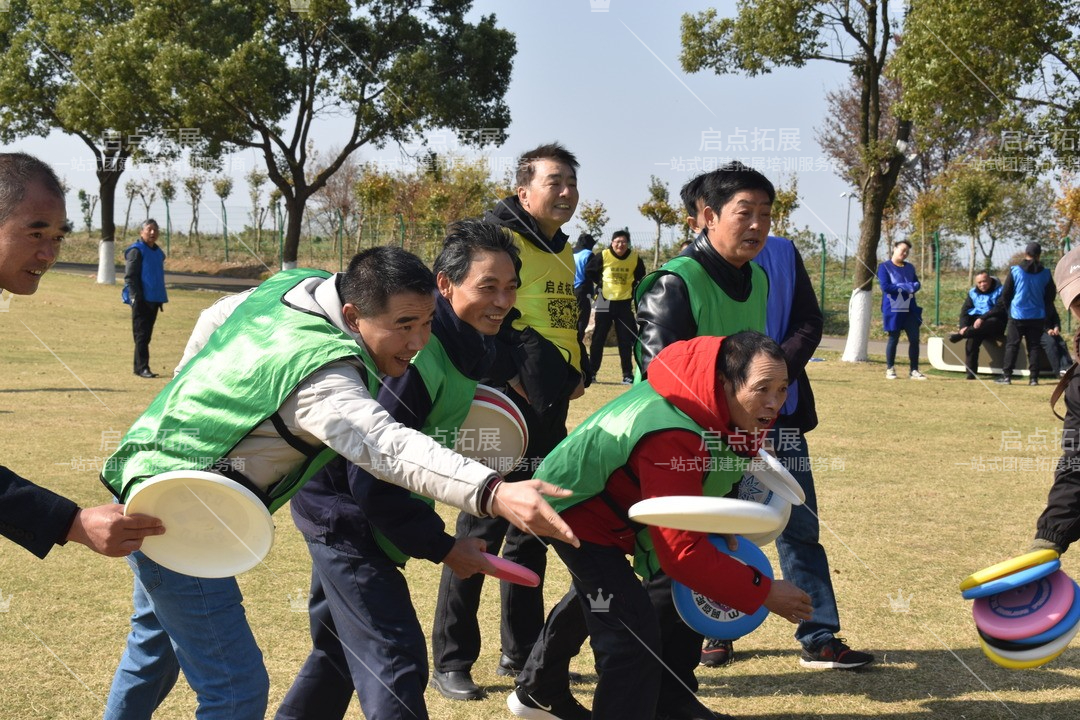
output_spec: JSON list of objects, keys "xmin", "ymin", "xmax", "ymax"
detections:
[
  {"xmin": 431, "ymin": 142, "xmax": 590, "ymax": 700},
  {"xmin": 586, "ymin": 229, "xmax": 646, "ymax": 384}
]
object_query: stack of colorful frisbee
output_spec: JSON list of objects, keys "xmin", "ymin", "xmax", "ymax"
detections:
[
  {"xmin": 454, "ymin": 384, "xmax": 528, "ymax": 474},
  {"xmin": 960, "ymin": 549, "xmax": 1079, "ymax": 669}
]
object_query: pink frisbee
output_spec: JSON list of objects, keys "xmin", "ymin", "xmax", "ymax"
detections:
[
  {"xmin": 481, "ymin": 552, "xmax": 540, "ymax": 587},
  {"xmin": 973, "ymin": 570, "xmax": 1075, "ymax": 640}
]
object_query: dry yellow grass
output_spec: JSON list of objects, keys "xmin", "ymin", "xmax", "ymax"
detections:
[{"xmin": 1, "ymin": 270, "xmax": 1079, "ymax": 719}]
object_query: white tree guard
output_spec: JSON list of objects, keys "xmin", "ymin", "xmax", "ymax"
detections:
[
  {"xmin": 281, "ymin": 260, "xmax": 298, "ymax": 271},
  {"xmin": 97, "ymin": 241, "xmax": 116, "ymax": 285},
  {"xmin": 842, "ymin": 288, "xmax": 873, "ymax": 362}
]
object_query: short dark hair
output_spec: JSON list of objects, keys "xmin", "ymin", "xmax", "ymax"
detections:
[
  {"xmin": 434, "ymin": 219, "xmax": 521, "ymax": 285},
  {"xmin": 515, "ymin": 142, "xmax": 579, "ymax": 188},
  {"xmin": 0, "ymin": 153, "xmax": 66, "ymax": 226},
  {"xmin": 894, "ymin": 239, "xmax": 912, "ymax": 250},
  {"xmin": 143, "ymin": 218, "xmax": 159, "ymax": 229},
  {"xmin": 698, "ymin": 162, "xmax": 776, "ymax": 215},
  {"xmin": 975, "ymin": 270, "xmax": 991, "ymax": 279},
  {"xmin": 680, "ymin": 174, "xmax": 706, "ymax": 217},
  {"xmin": 340, "ymin": 246, "xmax": 435, "ymax": 317},
  {"xmin": 573, "ymin": 233, "xmax": 596, "ymax": 252},
  {"xmin": 611, "ymin": 229, "xmax": 630, "ymax": 244},
  {"xmin": 717, "ymin": 330, "xmax": 787, "ymax": 390}
]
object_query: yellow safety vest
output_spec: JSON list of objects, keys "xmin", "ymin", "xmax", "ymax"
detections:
[
  {"xmin": 509, "ymin": 231, "xmax": 583, "ymax": 372},
  {"xmin": 600, "ymin": 248, "xmax": 639, "ymax": 301}
]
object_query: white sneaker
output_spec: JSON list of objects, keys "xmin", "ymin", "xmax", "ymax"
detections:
[
  {"xmin": 910, "ymin": 369, "xmax": 927, "ymax": 380},
  {"xmin": 885, "ymin": 368, "xmax": 897, "ymax": 380}
]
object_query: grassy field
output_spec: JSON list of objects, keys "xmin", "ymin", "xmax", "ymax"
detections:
[{"xmin": 2, "ymin": 270, "xmax": 1080, "ymax": 719}]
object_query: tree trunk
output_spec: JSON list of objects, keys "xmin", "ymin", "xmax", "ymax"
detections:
[
  {"xmin": 283, "ymin": 194, "xmax": 306, "ymax": 270},
  {"xmin": 968, "ymin": 233, "xmax": 977, "ymax": 286},
  {"xmin": 842, "ymin": 288, "xmax": 874, "ymax": 362},
  {"xmin": 96, "ymin": 168, "xmax": 122, "ymax": 285},
  {"xmin": 653, "ymin": 221, "xmax": 661, "ymax": 270}
]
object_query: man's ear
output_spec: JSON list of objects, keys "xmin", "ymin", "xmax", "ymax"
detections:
[
  {"xmin": 702, "ymin": 205, "xmax": 718, "ymax": 229},
  {"xmin": 341, "ymin": 303, "xmax": 362, "ymax": 333},
  {"xmin": 436, "ymin": 271, "xmax": 454, "ymax": 300}
]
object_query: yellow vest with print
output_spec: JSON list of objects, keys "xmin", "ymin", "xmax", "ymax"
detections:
[
  {"xmin": 509, "ymin": 231, "xmax": 583, "ymax": 372},
  {"xmin": 600, "ymin": 248, "xmax": 639, "ymax": 301}
]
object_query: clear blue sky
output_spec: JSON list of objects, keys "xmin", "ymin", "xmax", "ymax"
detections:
[{"xmin": 2, "ymin": 1, "xmax": 863, "ymax": 258}]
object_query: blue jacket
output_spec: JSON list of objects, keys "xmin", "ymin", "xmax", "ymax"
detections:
[
  {"xmin": 959, "ymin": 277, "xmax": 1003, "ymax": 321},
  {"xmin": 574, "ymin": 248, "xmax": 592, "ymax": 290},
  {"xmin": 754, "ymin": 236, "xmax": 800, "ymax": 417},
  {"xmin": 123, "ymin": 241, "xmax": 168, "ymax": 304},
  {"xmin": 877, "ymin": 260, "xmax": 922, "ymax": 332}
]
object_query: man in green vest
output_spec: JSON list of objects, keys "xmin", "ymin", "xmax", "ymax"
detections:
[
  {"xmin": 276, "ymin": 221, "xmax": 522, "ymax": 720},
  {"xmin": 432, "ymin": 143, "xmax": 590, "ymax": 699},
  {"xmin": 508, "ymin": 333, "xmax": 811, "ymax": 720},
  {"xmin": 586, "ymin": 229, "xmax": 646, "ymax": 384},
  {"xmin": 101, "ymin": 246, "xmax": 577, "ymax": 720}
]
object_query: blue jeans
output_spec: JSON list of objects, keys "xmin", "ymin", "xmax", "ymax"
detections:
[
  {"xmin": 771, "ymin": 425, "xmax": 842, "ymax": 651},
  {"xmin": 276, "ymin": 537, "xmax": 429, "ymax": 720},
  {"xmin": 103, "ymin": 551, "xmax": 268, "ymax": 720}
]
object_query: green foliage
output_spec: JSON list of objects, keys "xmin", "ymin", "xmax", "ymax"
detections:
[
  {"xmin": 136, "ymin": 0, "xmax": 515, "ymax": 263},
  {"xmin": 772, "ymin": 175, "xmax": 799, "ymax": 236},
  {"xmin": 639, "ymin": 175, "xmax": 680, "ymax": 268},
  {"xmin": 892, "ymin": 0, "xmax": 1078, "ymax": 164},
  {"xmin": 212, "ymin": 177, "xmax": 234, "ymax": 201},
  {"xmin": 576, "ymin": 199, "xmax": 610, "ymax": 242}
]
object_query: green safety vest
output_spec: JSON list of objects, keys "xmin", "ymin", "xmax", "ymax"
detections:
[
  {"xmin": 372, "ymin": 334, "xmax": 477, "ymax": 564},
  {"xmin": 537, "ymin": 380, "xmax": 748, "ymax": 578},
  {"xmin": 101, "ymin": 270, "xmax": 380, "ymax": 513}
]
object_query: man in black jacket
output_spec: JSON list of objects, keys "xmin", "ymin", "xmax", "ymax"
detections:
[
  {"xmin": 0, "ymin": 152, "xmax": 163, "ymax": 559},
  {"xmin": 431, "ymin": 143, "xmax": 591, "ymax": 702},
  {"xmin": 950, "ymin": 271, "xmax": 1006, "ymax": 379}
]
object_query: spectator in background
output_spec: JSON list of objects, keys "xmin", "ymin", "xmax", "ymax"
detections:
[
  {"xmin": 124, "ymin": 219, "xmax": 168, "ymax": 378},
  {"xmin": 572, "ymin": 233, "xmax": 596, "ymax": 343},
  {"xmin": 951, "ymin": 270, "xmax": 1006, "ymax": 380},
  {"xmin": 586, "ymin": 229, "xmax": 645, "ymax": 384},
  {"xmin": 877, "ymin": 240, "xmax": 927, "ymax": 380},
  {"xmin": 994, "ymin": 242, "xmax": 1060, "ymax": 386}
]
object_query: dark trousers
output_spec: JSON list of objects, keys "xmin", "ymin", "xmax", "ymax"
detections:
[
  {"xmin": 521, "ymin": 541, "xmax": 662, "ymax": 719},
  {"xmin": 959, "ymin": 315, "xmax": 1006, "ymax": 376},
  {"xmin": 884, "ymin": 312, "xmax": 921, "ymax": 371},
  {"xmin": 575, "ymin": 286, "xmax": 592, "ymax": 344},
  {"xmin": 589, "ymin": 300, "xmax": 636, "ymax": 379},
  {"xmin": 276, "ymin": 538, "xmax": 429, "ymax": 720},
  {"xmin": 431, "ymin": 385, "xmax": 571, "ymax": 672},
  {"xmin": 132, "ymin": 302, "xmax": 161, "ymax": 374},
  {"xmin": 1003, "ymin": 318, "xmax": 1056, "ymax": 377},
  {"xmin": 645, "ymin": 572, "xmax": 707, "ymax": 710}
]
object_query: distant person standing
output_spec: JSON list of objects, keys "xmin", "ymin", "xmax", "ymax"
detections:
[
  {"xmin": 586, "ymin": 229, "xmax": 645, "ymax": 384},
  {"xmin": 950, "ymin": 271, "xmax": 1006, "ymax": 380},
  {"xmin": 994, "ymin": 242, "xmax": 1061, "ymax": 386},
  {"xmin": 877, "ymin": 240, "xmax": 927, "ymax": 380},
  {"xmin": 572, "ymin": 233, "xmax": 597, "ymax": 343},
  {"xmin": 124, "ymin": 219, "xmax": 168, "ymax": 378}
]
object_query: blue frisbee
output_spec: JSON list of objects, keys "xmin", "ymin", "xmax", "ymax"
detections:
[
  {"xmin": 672, "ymin": 535, "xmax": 773, "ymax": 640},
  {"xmin": 961, "ymin": 559, "xmax": 1061, "ymax": 600}
]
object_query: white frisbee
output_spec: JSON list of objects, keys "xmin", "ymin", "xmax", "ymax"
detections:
[
  {"xmin": 455, "ymin": 398, "xmax": 526, "ymax": 475},
  {"xmin": 474, "ymin": 384, "xmax": 529, "ymax": 450},
  {"xmin": 736, "ymin": 472, "xmax": 792, "ymax": 546},
  {"xmin": 753, "ymin": 449, "xmax": 806, "ymax": 506},
  {"xmin": 124, "ymin": 470, "xmax": 275, "ymax": 578},
  {"xmin": 627, "ymin": 496, "xmax": 785, "ymax": 535}
]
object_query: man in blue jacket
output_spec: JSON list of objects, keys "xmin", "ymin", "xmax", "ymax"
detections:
[
  {"xmin": 994, "ymin": 242, "xmax": 1061, "ymax": 385},
  {"xmin": 951, "ymin": 271, "xmax": 1006, "ymax": 379},
  {"xmin": 124, "ymin": 219, "xmax": 168, "ymax": 378},
  {"xmin": 572, "ymin": 233, "xmax": 596, "ymax": 343}
]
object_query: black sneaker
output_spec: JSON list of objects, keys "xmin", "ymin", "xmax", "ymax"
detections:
[
  {"xmin": 507, "ymin": 687, "xmax": 590, "ymax": 720},
  {"xmin": 655, "ymin": 694, "xmax": 735, "ymax": 719},
  {"xmin": 799, "ymin": 638, "xmax": 874, "ymax": 669},
  {"xmin": 949, "ymin": 332, "xmax": 963, "ymax": 342},
  {"xmin": 622, "ymin": 376, "xmax": 634, "ymax": 385},
  {"xmin": 700, "ymin": 638, "xmax": 734, "ymax": 667},
  {"xmin": 1029, "ymin": 377, "xmax": 1039, "ymax": 386},
  {"xmin": 994, "ymin": 375, "xmax": 1011, "ymax": 385},
  {"xmin": 496, "ymin": 654, "xmax": 523, "ymax": 677}
]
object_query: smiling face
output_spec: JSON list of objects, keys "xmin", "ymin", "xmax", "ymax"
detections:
[
  {"xmin": 611, "ymin": 234, "xmax": 629, "ymax": 255},
  {"xmin": 517, "ymin": 158, "xmax": 579, "ymax": 239},
  {"xmin": 438, "ymin": 249, "xmax": 518, "ymax": 336},
  {"xmin": 975, "ymin": 273, "xmax": 993, "ymax": 293},
  {"xmin": 0, "ymin": 180, "xmax": 69, "ymax": 295},
  {"xmin": 701, "ymin": 190, "xmax": 771, "ymax": 267},
  {"xmin": 721, "ymin": 352, "xmax": 789, "ymax": 436},
  {"xmin": 343, "ymin": 291, "xmax": 436, "ymax": 377}
]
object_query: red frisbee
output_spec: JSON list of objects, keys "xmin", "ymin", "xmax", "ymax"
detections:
[{"xmin": 481, "ymin": 552, "xmax": 540, "ymax": 587}]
